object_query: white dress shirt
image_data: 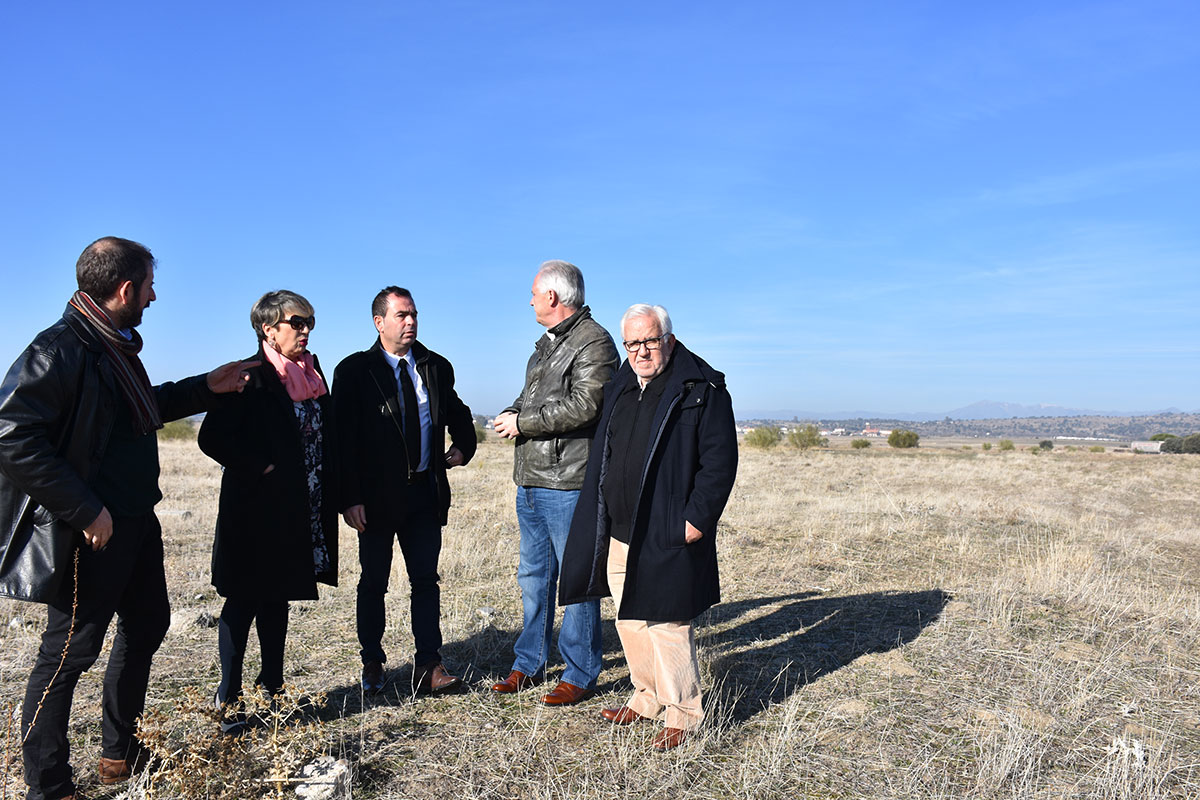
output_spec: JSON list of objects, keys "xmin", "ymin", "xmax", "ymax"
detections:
[{"xmin": 380, "ymin": 346, "xmax": 432, "ymax": 471}]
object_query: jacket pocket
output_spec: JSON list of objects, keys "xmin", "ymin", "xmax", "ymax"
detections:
[
  {"xmin": 660, "ymin": 497, "xmax": 688, "ymax": 550},
  {"xmin": 0, "ymin": 500, "xmax": 76, "ymax": 604}
]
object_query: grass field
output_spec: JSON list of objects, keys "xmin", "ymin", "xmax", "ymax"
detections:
[{"xmin": 2, "ymin": 438, "xmax": 1198, "ymax": 799}]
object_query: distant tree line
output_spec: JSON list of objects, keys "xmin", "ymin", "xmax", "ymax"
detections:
[{"xmin": 1159, "ymin": 433, "xmax": 1200, "ymax": 454}]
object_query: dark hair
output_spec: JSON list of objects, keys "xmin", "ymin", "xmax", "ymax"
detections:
[
  {"xmin": 372, "ymin": 286, "xmax": 414, "ymax": 319},
  {"xmin": 75, "ymin": 236, "xmax": 155, "ymax": 300},
  {"xmin": 250, "ymin": 290, "xmax": 315, "ymax": 341}
]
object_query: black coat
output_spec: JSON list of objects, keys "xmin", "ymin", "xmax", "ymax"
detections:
[
  {"xmin": 0, "ymin": 304, "xmax": 214, "ymax": 605},
  {"xmin": 331, "ymin": 339, "xmax": 476, "ymax": 528},
  {"xmin": 198, "ymin": 346, "xmax": 339, "ymax": 601},
  {"xmin": 560, "ymin": 342, "xmax": 738, "ymax": 622}
]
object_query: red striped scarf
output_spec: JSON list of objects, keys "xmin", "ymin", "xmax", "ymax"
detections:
[{"xmin": 69, "ymin": 291, "xmax": 163, "ymax": 436}]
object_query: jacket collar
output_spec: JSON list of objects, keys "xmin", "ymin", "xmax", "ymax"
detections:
[
  {"xmin": 545, "ymin": 305, "xmax": 593, "ymax": 339},
  {"xmin": 62, "ymin": 302, "xmax": 110, "ymax": 354},
  {"xmin": 252, "ymin": 341, "xmax": 288, "ymax": 399}
]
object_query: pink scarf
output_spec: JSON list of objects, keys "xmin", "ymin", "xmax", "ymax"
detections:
[{"xmin": 261, "ymin": 344, "xmax": 327, "ymax": 402}]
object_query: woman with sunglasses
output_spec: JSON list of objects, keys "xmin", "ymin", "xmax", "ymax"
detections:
[{"xmin": 198, "ymin": 289, "xmax": 338, "ymax": 733}]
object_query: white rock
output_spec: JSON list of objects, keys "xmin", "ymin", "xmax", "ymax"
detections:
[{"xmin": 295, "ymin": 755, "xmax": 351, "ymax": 800}]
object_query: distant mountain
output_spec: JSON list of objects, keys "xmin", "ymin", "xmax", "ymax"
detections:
[
  {"xmin": 738, "ymin": 409, "xmax": 942, "ymax": 422},
  {"xmin": 739, "ymin": 401, "xmax": 1189, "ymax": 423},
  {"xmin": 943, "ymin": 401, "xmax": 1103, "ymax": 419}
]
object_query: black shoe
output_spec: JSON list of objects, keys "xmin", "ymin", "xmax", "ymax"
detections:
[
  {"xmin": 362, "ymin": 660, "xmax": 386, "ymax": 693},
  {"xmin": 214, "ymin": 691, "xmax": 248, "ymax": 736}
]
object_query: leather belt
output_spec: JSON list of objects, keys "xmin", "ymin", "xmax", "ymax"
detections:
[{"xmin": 408, "ymin": 469, "xmax": 430, "ymax": 485}]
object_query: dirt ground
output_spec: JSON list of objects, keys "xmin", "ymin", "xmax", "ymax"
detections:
[{"xmin": 2, "ymin": 437, "xmax": 1197, "ymax": 799}]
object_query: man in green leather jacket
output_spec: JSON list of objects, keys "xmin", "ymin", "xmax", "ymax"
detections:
[{"xmin": 491, "ymin": 260, "xmax": 618, "ymax": 705}]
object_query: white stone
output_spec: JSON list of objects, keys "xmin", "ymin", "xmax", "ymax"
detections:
[{"xmin": 295, "ymin": 755, "xmax": 351, "ymax": 800}]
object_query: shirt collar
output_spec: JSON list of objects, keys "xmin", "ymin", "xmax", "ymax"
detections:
[{"xmin": 379, "ymin": 345, "xmax": 412, "ymax": 371}]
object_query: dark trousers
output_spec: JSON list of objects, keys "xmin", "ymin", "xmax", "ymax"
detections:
[
  {"xmin": 21, "ymin": 513, "xmax": 170, "ymax": 800},
  {"xmin": 356, "ymin": 476, "xmax": 443, "ymax": 668},
  {"xmin": 216, "ymin": 596, "xmax": 289, "ymax": 703}
]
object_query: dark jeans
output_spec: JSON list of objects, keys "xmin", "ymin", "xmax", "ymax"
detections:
[
  {"xmin": 356, "ymin": 476, "xmax": 443, "ymax": 667},
  {"xmin": 217, "ymin": 596, "xmax": 289, "ymax": 702},
  {"xmin": 21, "ymin": 513, "xmax": 170, "ymax": 800}
]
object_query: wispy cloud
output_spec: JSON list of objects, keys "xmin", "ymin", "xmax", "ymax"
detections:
[{"xmin": 974, "ymin": 152, "xmax": 1200, "ymax": 207}]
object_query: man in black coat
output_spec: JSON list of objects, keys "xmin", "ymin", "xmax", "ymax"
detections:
[
  {"xmin": 333, "ymin": 286, "xmax": 476, "ymax": 694},
  {"xmin": 0, "ymin": 237, "xmax": 253, "ymax": 800},
  {"xmin": 560, "ymin": 303, "xmax": 737, "ymax": 751}
]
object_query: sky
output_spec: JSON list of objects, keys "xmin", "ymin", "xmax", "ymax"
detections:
[{"xmin": 1, "ymin": 1, "xmax": 1197, "ymax": 418}]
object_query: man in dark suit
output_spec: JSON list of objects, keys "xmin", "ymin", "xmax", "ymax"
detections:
[{"xmin": 333, "ymin": 286, "xmax": 476, "ymax": 694}]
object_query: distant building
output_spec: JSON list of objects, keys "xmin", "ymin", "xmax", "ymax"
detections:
[{"xmin": 1130, "ymin": 441, "xmax": 1163, "ymax": 453}]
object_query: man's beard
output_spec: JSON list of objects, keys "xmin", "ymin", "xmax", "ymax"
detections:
[{"xmin": 115, "ymin": 305, "xmax": 143, "ymax": 330}]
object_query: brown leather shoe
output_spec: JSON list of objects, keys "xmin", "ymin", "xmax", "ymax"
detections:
[
  {"xmin": 600, "ymin": 706, "xmax": 649, "ymax": 725},
  {"xmin": 540, "ymin": 680, "xmax": 592, "ymax": 706},
  {"xmin": 413, "ymin": 662, "xmax": 462, "ymax": 693},
  {"xmin": 362, "ymin": 660, "xmax": 385, "ymax": 693},
  {"xmin": 491, "ymin": 669, "xmax": 537, "ymax": 693},
  {"xmin": 651, "ymin": 726, "xmax": 688, "ymax": 751},
  {"xmin": 98, "ymin": 747, "xmax": 150, "ymax": 784},
  {"xmin": 99, "ymin": 755, "xmax": 132, "ymax": 784}
]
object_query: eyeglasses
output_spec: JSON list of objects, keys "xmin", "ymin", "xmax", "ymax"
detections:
[
  {"xmin": 280, "ymin": 315, "xmax": 315, "ymax": 331},
  {"xmin": 622, "ymin": 336, "xmax": 666, "ymax": 353}
]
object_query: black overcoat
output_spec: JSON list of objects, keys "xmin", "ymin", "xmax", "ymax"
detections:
[
  {"xmin": 198, "ymin": 346, "xmax": 338, "ymax": 601},
  {"xmin": 559, "ymin": 341, "xmax": 737, "ymax": 622},
  {"xmin": 331, "ymin": 339, "xmax": 476, "ymax": 529}
]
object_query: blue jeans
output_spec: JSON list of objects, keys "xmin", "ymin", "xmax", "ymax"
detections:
[{"xmin": 512, "ymin": 486, "xmax": 601, "ymax": 689}]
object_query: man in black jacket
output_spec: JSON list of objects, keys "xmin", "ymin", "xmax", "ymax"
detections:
[
  {"xmin": 560, "ymin": 303, "xmax": 737, "ymax": 751},
  {"xmin": 333, "ymin": 286, "xmax": 476, "ymax": 695},
  {"xmin": 0, "ymin": 237, "xmax": 254, "ymax": 800}
]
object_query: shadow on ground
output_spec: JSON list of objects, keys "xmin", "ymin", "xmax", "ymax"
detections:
[
  {"xmin": 313, "ymin": 588, "xmax": 948, "ymax": 728},
  {"xmin": 312, "ymin": 616, "xmax": 631, "ymax": 722},
  {"xmin": 702, "ymin": 589, "xmax": 950, "ymax": 722}
]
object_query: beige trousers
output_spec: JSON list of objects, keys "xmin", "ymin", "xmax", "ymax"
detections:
[{"xmin": 607, "ymin": 538, "xmax": 703, "ymax": 730}]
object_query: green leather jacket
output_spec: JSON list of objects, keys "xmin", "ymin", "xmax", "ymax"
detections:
[{"xmin": 503, "ymin": 307, "xmax": 619, "ymax": 490}]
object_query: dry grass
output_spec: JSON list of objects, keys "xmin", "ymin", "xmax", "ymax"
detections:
[{"xmin": 2, "ymin": 440, "xmax": 1198, "ymax": 798}]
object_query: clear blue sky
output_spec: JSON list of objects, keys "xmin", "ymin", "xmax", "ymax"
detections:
[{"xmin": 2, "ymin": 1, "xmax": 1197, "ymax": 417}]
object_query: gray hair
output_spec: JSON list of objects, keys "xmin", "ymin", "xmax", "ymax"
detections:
[
  {"xmin": 535, "ymin": 260, "xmax": 585, "ymax": 309},
  {"xmin": 251, "ymin": 289, "xmax": 315, "ymax": 341},
  {"xmin": 620, "ymin": 304, "xmax": 673, "ymax": 337}
]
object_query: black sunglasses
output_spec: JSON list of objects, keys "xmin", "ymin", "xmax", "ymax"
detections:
[{"xmin": 280, "ymin": 315, "xmax": 315, "ymax": 331}]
